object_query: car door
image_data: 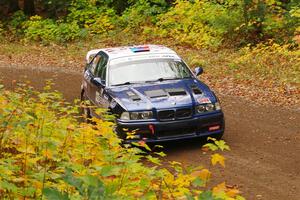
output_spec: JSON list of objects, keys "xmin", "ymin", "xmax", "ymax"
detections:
[
  {"xmin": 89, "ymin": 52, "xmax": 110, "ymax": 108},
  {"xmin": 83, "ymin": 53, "xmax": 101, "ymax": 103}
]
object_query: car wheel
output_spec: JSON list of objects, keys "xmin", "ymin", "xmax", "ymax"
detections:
[{"xmin": 81, "ymin": 91, "xmax": 92, "ymax": 122}]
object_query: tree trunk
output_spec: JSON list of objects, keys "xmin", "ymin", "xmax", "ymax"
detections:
[
  {"xmin": 8, "ymin": 0, "xmax": 20, "ymax": 13},
  {"xmin": 24, "ymin": 0, "xmax": 35, "ymax": 16}
]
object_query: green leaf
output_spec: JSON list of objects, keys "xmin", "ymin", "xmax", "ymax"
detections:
[
  {"xmin": 236, "ymin": 195, "xmax": 246, "ymax": 200},
  {"xmin": 85, "ymin": 176, "xmax": 105, "ymax": 200},
  {"xmin": 192, "ymin": 177, "xmax": 205, "ymax": 187},
  {"xmin": 146, "ymin": 155, "xmax": 161, "ymax": 165},
  {"xmin": 0, "ymin": 181, "xmax": 17, "ymax": 192},
  {"xmin": 215, "ymin": 140, "xmax": 230, "ymax": 151},
  {"xmin": 203, "ymin": 143, "xmax": 218, "ymax": 151},
  {"xmin": 100, "ymin": 165, "xmax": 114, "ymax": 177},
  {"xmin": 207, "ymin": 137, "xmax": 217, "ymax": 142},
  {"xmin": 43, "ymin": 188, "xmax": 69, "ymax": 200},
  {"xmin": 154, "ymin": 151, "xmax": 166, "ymax": 157},
  {"xmin": 198, "ymin": 191, "xmax": 214, "ymax": 200},
  {"xmin": 154, "ymin": 145, "xmax": 164, "ymax": 149},
  {"xmin": 139, "ymin": 178, "xmax": 150, "ymax": 188},
  {"xmin": 198, "ymin": 191, "xmax": 222, "ymax": 200},
  {"xmin": 80, "ymin": 175, "xmax": 105, "ymax": 199},
  {"xmin": 63, "ymin": 170, "xmax": 85, "ymax": 196},
  {"xmin": 185, "ymin": 194, "xmax": 195, "ymax": 200}
]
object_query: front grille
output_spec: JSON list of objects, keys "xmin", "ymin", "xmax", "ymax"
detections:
[
  {"xmin": 176, "ymin": 108, "xmax": 192, "ymax": 119},
  {"xmin": 157, "ymin": 107, "xmax": 192, "ymax": 121},
  {"xmin": 157, "ymin": 110, "xmax": 175, "ymax": 121}
]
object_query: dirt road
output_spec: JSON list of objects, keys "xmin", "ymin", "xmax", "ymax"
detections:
[{"xmin": 1, "ymin": 65, "xmax": 299, "ymax": 200}]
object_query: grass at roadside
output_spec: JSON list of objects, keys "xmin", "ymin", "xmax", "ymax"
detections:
[{"xmin": 0, "ymin": 33, "xmax": 299, "ymax": 108}]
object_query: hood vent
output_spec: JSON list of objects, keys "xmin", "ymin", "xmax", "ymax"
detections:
[
  {"xmin": 145, "ymin": 88, "xmax": 187, "ymax": 98},
  {"xmin": 127, "ymin": 91, "xmax": 141, "ymax": 101},
  {"xmin": 145, "ymin": 89, "xmax": 168, "ymax": 98},
  {"xmin": 191, "ymin": 85, "xmax": 202, "ymax": 95},
  {"xmin": 165, "ymin": 88, "xmax": 187, "ymax": 96}
]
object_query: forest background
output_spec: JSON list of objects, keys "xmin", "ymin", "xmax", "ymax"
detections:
[{"xmin": 0, "ymin": 0, "xmax": 299, "ymax": 106}]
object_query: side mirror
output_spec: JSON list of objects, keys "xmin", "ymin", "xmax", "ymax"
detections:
[
  {"xmin": 194, "ymin": 66, "xmax": 204, "ymax": 76},
  {"xmin": 93, "ymin": 77, "xmax": 105, "ymax": 87}
]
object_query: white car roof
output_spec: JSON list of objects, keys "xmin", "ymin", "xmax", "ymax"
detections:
[{"xmin": 86, "ymin": 45, "xmax": 180, "ymax": 63}]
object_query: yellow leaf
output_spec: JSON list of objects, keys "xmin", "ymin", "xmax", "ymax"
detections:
[
  {"xmin": 226, "ymin": 188, "xmax": 240, "ymax": 197},
  {"xmin": 169, "ymin": 161, "xmax": 182, "ymax": 166},
  {"xmin": 18, "ymin": 145, "xmax": 35, "ymax": 154},
  {"xmin": 13, "ymin": 177, "xmax": 25, "ymax": 183},
  {"xmin": 42, "ymin": 149, "xmax": 53, "ymax": 159},
  {"xmin": 213, "ymin": 182, "xmax": 226, "ymax": 194},
  {"xmin": 33, "ymin": 180, "xmax": 43, "ymax": 189},
  {"xmin": 191, "ymin": 169, "xmax": 211, "ymax": 181},
  {"xmin": 126, "ymin": 135, "xmax": 137, "ymax": 139},
  {"xmin": 28, "ymin": 157, "xmax": 41, "ymax": 165},
  {"xmin": 211, "ymin": 153, "xmax": 225, "ymax": 167}
]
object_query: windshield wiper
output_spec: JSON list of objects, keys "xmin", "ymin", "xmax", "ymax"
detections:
[
  {"xmin": 113, "ymin": 77, "xmax": 191, "ymax": 86},
  {"xmin": 112, "ymin": 81, "xmax": 144, "ymax": 86},
  {"xmin": 112, "ymin": 82, "xmax": 133, "ymax": 86},
  {"xmin": 146, "ymin": 77, "xmax": 181, "ymax": 83}
]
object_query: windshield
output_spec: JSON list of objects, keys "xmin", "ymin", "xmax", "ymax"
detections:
[{"xmin": 108, "ymin": 59, "xmax": 192, "ymax": 86}]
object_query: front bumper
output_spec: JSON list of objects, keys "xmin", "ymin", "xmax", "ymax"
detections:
[{"xmin": 116, "ymin": 111, "xmax": 224, "ymax": 143}]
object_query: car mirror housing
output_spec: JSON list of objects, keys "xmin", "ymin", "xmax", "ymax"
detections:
[{"xmin": 194, "ymin": 66, "xmax": 204, "ymax": 76}]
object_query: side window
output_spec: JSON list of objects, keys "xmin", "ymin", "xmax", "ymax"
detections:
[
  {"xmin": 90, "ymin": 55, "xmax": 101, "ymax": 75},
  {"xmin": 97, "ymin": 53, "xmax": 108, "ymax": 81}
]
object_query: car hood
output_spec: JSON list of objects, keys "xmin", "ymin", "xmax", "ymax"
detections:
[{"xmin": 107, "ymin": 78, "xmax": 216, "ymax": 111}]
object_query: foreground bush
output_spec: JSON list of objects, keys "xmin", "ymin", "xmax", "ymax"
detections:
[{"xmin": 0, "ymin": 83, "xmax": 244, "ymax": 199}]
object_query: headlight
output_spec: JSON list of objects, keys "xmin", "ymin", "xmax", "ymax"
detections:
[
  {"xmin": 120, "ymin": 111, "xmax": 153, "ymax": 120},
  {"xmin": 131, "ymin": 111, "xmax": 153, "ymax": 120},
  {"xmin": 196, "ymin": 105, "xmax": 206, "ymax": 113},
  {"xmin": 130, "ymin": 112, "xmax": 139, "ymax": 120},
  {"xmin": 120, "ymin": 112, "xmax": 130, "ymax": 120},
  {"xmin": 215, "ymin": 102, "xmax": 221, "ymax": 110},
  {"xmin": 205, "ymin": 103, "xmax": 214, "ymax": 112},
  {"xmin": 195, "ymin": 102, "xmax": 221, "ymax": 113}
]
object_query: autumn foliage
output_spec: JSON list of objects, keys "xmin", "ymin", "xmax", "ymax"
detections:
[
  {"xmin": 0, "ymin": 83, "xmax": 245, "ymax": 199},
  {"xmin": 0, "ymin": 0, "xmax": 299, "ymax": 47}
]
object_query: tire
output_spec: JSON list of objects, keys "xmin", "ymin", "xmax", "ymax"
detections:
[{"xmin": 80, "ymin": 91, "xmax": 92, "ymax": 122}]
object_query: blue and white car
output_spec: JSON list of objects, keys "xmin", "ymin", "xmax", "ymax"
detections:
[{"xmin": 81, "ymin": 45, "xmax": 224, "ymax": 143}]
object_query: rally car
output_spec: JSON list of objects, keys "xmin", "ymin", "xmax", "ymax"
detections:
[{"xmin": 81, "ymin": 45, "xmax": 224, "ymax": 143}]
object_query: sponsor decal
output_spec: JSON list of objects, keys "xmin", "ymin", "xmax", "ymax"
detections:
[{"xmin": 197, "ymin": 97, "xmax": 211, "ymax": 104}]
